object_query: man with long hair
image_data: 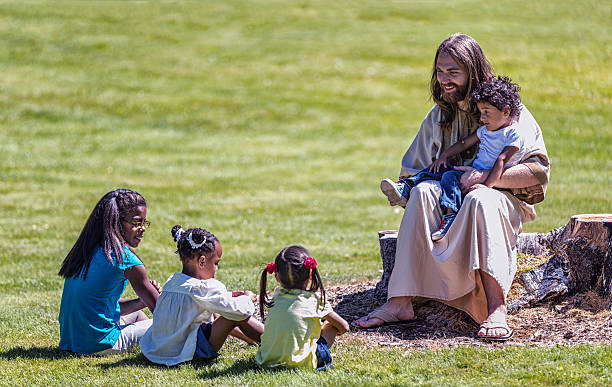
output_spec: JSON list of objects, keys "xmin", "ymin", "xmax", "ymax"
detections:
[{"xmin": 355, "ymin": 34, "xmax": 550, "ymax": 341}]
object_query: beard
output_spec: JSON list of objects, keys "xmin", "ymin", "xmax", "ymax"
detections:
[{"xmin": 440, "ymin": 83, "xmax": 468, "ymax": 104}]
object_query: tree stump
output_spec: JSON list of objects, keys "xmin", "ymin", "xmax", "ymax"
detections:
[
  {"xmin": 377, "ymin": 214, "xmax": 612, "ymax": 308},
  {"xmin": 516, "ymin": 214, "xmax": 612, "ymax": 295},
  {"xmin": 375, "ymin": 230, "xmax": 398, "ymax": 294}
]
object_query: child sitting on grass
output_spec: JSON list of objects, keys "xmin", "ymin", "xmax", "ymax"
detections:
[
  {"xmin": 58, "ymin": 188, "xmax": 161, "ymax": 355},
  {"xmin": 256, "ymin": 245, "xmax": 349, "ymax": 370},
  {"xmin": 380, "ymin": 75, "xmax": 525, "ymax": 241},
  {"xmin": 140, "ymin": 225, "xmax": 263, "ymax": 366}
]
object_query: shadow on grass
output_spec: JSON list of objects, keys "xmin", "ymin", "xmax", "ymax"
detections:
[
  {"xmin": 334, "ymin": 286, "xmax": 478, "ymax": 341},
  {"xmin": 195, "ymin": 358, "xmax": 317, "ymax": 380},
  {"xmin": 98, "ymin": 352, "xmax": 234, "ymax": 369},
  {"xmin": 99, "ymin": 352, "xmax": 179, "ymax": 370},
  {"xmin": 0, "ymin": 346, "xmax": 78, "ymax": 360},
  {"xmin": 100, "ymin": 353, "xmax": 262, "ymax": 379},
  {"xmin": 195, "ymin": 357, "xmax": 262, "ymax": 380}
]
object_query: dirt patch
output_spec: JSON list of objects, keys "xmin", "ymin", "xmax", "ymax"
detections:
[{"xmin": 327, "ymin": 280, "xmax": 612, "ymax": 349}]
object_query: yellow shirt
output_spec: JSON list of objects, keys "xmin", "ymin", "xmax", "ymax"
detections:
[{"xmin": 256, "ymin": 288, "xmax": 333, "ymax": 369}]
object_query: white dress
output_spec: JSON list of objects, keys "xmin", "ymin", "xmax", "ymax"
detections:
[{"xmin": 140, "ymin": 273, "xmax": 254, "ymax": 366}]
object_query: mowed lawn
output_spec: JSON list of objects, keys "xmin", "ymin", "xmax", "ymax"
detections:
[{"xmin": 1, "ymin": 1, "xmax": 610, "ymax": 385}]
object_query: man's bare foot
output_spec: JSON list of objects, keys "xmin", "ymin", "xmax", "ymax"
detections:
[
  {"xmin": 353, "ymin": 297, "xmax": 415, "ymax": 328},
  {"xmin": 477, "ymin": 308, "xmax": 513, "ymax": 340}
]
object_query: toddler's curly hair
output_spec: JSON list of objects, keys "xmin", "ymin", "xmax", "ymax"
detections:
[{"xmin": 470, "ymin": 75, "xmax": 521, "ymax": 119}]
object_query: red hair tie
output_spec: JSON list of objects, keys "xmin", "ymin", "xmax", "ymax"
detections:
[
  {"xmin": 304, "ymin": 256, "xmax": 317, "ymax": 270},
  {"xmin": 266, "ymin": 262, "xmax": 277, "ymax": 274}
]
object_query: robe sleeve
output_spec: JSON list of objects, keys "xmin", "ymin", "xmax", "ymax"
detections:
[
  {"xmin": 399, "ymin": 106, "xmax": 443, "ymax": 178},
  {"xmin": 507, "ymin": 106, "xmax": 550, "ymax": 204}
]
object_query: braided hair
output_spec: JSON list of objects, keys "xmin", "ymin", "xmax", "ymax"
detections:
[
  {"xmin": 58, "ymin": 188, "xmax": 146, "ymax": 279},
  {"xmin": 259, "ymin": 245, "xmax": 326, "ymax": 318},
  {"xmin": 171, "ymin": 225, "xmax": 218, "ymax": 262}
]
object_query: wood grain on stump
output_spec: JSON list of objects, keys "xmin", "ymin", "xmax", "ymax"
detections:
[{"xmin": 561, "ymin": 214, "xmax": 612, "ymax": 295}]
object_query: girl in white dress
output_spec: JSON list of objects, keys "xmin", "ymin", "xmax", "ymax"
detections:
[{"xmin": 140, "ymin": 225, "xmax": 263, "ymax": 366}]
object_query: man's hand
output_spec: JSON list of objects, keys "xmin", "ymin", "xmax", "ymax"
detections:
[
  {"xmin": 455, "ymin": 166, "xmax": 488, "ymax": 190},
  {"xmin": 429, "ymin": 157, "xmax": 447, "ymax": 174}
]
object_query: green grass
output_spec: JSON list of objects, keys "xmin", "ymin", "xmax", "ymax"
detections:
[
  {"xmin": 0, "ymin": 0, "xmax": 610, "ymax": 385},
  {"xmin": 1, "ymin": 343, "xmax": 611, "ymax": 386}
]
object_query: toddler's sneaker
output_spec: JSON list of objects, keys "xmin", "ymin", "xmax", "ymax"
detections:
[
  {"xmin": 380, "ymin": 179, "xmax": 408, "ymax": 207},
  {"xmin": 431, "ymin": 213, "xmax": 457, "ymax": 241}
]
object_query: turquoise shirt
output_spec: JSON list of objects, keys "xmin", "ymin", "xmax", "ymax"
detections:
[{"xmin": 58, "ymin": 245, "xmax": 143, "ymax": 354}]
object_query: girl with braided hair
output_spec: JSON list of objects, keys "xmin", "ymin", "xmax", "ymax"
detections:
[
  {"xmin": 256, "ymin": 245, "xmax": 349, "ymax": 370},
  {"xmin": 140, "ymin": 225, "xmax": 263, "ymax": 366},
  {"xmin": 58, "ymin": 188, "xmax": 162, "ymax": 355}
]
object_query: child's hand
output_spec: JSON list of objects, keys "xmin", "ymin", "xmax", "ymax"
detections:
[
  {"xmin": 467, "ymin": 183, "xmax": 488, "ymax": 192},
  {"xmin": 429, "ymin": 156, "xmax": 447, "ymax": 173},
  {"xmin": 150, "ymin": 279, "xmax": 162, "ymax": 294},
  {"xmin": 232, "ymin": 290, "xmax": 257, "ymax": 302},
  {"xmin": 245, "ymin": 290, "xmax": 257, "ymax": 302}
]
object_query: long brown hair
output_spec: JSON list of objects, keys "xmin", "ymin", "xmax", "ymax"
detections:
[{"xmin": 430, "ymin": 33, "xmax": 494, "ymax": 129}]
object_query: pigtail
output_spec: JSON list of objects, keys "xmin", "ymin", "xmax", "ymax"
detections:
[
  {"xmin": 270, "ymin": 245, "xmax": 327, "ymax": 309},
  {"xmin": 308, "ymin": 267, "xmax": 326, "ymax": 309},
  {"xmin": 258, "ymin": 268, "xmax": 274, "ymax": 318}
]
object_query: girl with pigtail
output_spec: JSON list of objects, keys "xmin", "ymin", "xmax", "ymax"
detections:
[
  {"xmin": 256, "ymin": 245, "xmax": 349, "ymax": 370},
  {"xmin": 58, "ymin": 188, "xmax": 162, "ymax": 355},
  {"xmin": 140, "ymin": 225, "xmax": 264, "ymax": 366}
]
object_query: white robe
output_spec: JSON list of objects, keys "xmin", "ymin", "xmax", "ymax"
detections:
[{"xmin": 389, "ymin": 105, "xmax": 549, "ymax": 323}]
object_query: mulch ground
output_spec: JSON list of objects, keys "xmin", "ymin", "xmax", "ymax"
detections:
[{"xmin": 327, "ymin": 280, "xmax": 612, "ymax": 349}]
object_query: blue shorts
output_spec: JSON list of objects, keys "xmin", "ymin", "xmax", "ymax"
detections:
[
  {"xmin": 315, "ymin": 336, "xmax": 333, "ymax": 371},
  {"xmin": 194, "ymin": 322, "xmax": 219, "ymax": 360}
]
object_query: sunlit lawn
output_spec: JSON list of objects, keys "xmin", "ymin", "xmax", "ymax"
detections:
[{"xmin": 0, "ymin": 0, "xmax": 610, "ymax": 385}]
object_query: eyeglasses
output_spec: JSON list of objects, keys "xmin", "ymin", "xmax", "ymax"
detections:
[{"xmin": 121, "ymin": 219, "xmax": 151, "ymax": 229}]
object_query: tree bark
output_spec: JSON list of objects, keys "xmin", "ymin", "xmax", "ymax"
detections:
[
  {"xmin": 377, "ymin": 214, "xmax": 612, "ymax": 306},
  {"xmin": 376, "ymin": 230, "xmax": 398, "ymax": 294},
  {"xmin": 559, "ymin": 214, "xmax": 612, "ymax": 295}
]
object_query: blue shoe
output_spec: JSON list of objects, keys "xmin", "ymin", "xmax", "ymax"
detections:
[
  {"xmin": 431, "ymin": 213, "xmax": 456, "ymax": 241},
  {"xmin": 380, "ymin": 179, "xmax": 408, "ymax": 207}
]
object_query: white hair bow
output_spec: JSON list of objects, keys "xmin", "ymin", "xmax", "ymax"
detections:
[
  {"xmin": 187, "ymin": 231, "xmax": 206, "ymax": 249},
  {"xmin": 174, "ymin": 227, "xmax": 185, "ymax": 243}
]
